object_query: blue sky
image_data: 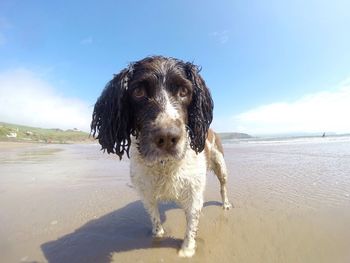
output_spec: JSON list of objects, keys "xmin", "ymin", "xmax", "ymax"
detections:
[{"xmin": 1, "ymin": 0, "xmax": 350, "ymax": 135}]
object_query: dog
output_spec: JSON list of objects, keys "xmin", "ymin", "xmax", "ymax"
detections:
[{"xmin": 91, "ymin": 56, "xmax": 232, "ymax": 257}]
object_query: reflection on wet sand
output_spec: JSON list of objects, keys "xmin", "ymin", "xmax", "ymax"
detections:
[{"xmin": 0, "ymin": 140, "xmax": 350, "ymax": 262}]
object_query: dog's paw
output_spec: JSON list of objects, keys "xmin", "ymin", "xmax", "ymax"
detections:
[
  {"xmin": 178, "ymin": 247, "xmax": 195, "ymax": 258},
  {"xmin": 222, "ymin": 201, "xmax": 233, "ymax": 210}
]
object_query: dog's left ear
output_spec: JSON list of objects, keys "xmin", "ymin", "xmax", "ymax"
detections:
[
  {"xmin": 185, "ymin": 63, "xmax": 214, "ymax": 153},
  {"xmin": 90, "ymin": 67, "xmax": 134, "ymax": 159}
]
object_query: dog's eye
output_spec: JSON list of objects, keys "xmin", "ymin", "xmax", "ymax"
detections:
[
  {"xmin": 132, "ymin": 87, "xmax": 146, "ymax": 98},
  {"xmin": 178, "ymin": 87, "xmax": 189, "ymax": 97}
]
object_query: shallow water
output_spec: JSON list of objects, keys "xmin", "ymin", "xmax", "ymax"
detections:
[{"xmin": 0, "ymin": 141, "xmax": 349, "ymax": 262}]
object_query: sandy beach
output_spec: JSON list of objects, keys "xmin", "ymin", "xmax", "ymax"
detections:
[{"xmin": 1, "ymin": 139, "xmax": 350, "ymax": 263}]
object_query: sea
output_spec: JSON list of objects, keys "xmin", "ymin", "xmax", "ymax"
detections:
[{"xmin": 223, "ymin": 133, "xmax": 350, "ymax": 145}]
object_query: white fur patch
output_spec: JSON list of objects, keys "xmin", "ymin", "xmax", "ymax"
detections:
[{"xmin": 163, "ymin": 90, "xmax": 179, "ymax": 120}]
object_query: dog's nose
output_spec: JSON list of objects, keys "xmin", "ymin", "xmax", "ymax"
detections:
[{"xmin": 154, "ymin": 126, "xmax": 181, "ymax": 151}]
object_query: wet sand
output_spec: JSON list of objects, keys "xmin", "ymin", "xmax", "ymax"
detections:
[{"xmin": 0, "ymin": 140, "xmax": 350, "ymax": 263}]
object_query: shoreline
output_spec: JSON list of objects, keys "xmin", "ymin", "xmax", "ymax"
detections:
[{"xmin": 0, "ymin": 139, "xmax": 95, "ymax": 147}]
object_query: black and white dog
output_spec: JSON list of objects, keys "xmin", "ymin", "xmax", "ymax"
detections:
[{"xmin": 91, "ymin": 56, "xmax": 232, "ymax": 257}]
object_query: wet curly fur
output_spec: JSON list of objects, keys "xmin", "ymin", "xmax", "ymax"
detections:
[
  {"xmin": 91, "ymin": 56, "xmax": 213, "ymax": 159},
  {"xmin": 91, "ymin": 56, "xmax": 232, "ymax": 257}
]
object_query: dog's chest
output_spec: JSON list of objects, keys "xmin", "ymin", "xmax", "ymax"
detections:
[{"xmin": 130, "ymin": 150, "xmax": 207, "ymax": 203}]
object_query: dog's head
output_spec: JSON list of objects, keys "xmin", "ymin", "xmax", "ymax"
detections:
[{"xmin": 91, "ymin": 56, "xmax": 213, "ymax": 162}]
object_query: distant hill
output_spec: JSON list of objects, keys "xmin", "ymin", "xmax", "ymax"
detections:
[
  {"xmin": 0, "ymin": 122, "xmax": 93, "ymax": 144},
  {"xmin": 218, "ymin": 132, "xmax": 253, "ymax": 140},
  {"xmin": 0, "ymin": 122, "xmax": 252, "ymax": 144}
]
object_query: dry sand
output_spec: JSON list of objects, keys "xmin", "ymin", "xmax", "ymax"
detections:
[{"xmin": 0, "ymin": 140, "xmax": 350, "ymax": 263}]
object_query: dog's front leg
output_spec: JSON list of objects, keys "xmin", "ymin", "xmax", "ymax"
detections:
[
  {"xmin": 178, "ymin": 199, "xmax": 203, "ymax": 257},
  {"xmin": 142, "ymin": 199, "xmax": 165, "ymax": 238}
]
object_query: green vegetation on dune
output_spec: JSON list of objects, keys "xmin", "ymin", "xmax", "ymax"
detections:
[
  {"xmin": 0, "ymin": 122, "xmax": 252, "ymax": 144},
  {"xmin": 0, "ymin": 122, "xmax": 93, "ymax": 144}
]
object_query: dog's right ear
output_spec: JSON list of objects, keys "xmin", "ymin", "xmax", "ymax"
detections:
[{"xmin": 91, "ymin": 67, "xmax": 134, "ymax": 159}]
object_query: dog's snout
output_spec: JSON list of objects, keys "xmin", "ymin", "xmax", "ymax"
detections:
[{"xmin": 154, "ymin": 126, "xmax": 181, "ymax": 151}]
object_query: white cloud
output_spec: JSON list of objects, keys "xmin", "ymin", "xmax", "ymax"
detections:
[
  {"xmin": 0, "ymin": 69, "xmax": 92, "ymax": 131},
  {"xmin": 80, "ymin": 36, "xmax": 93, "ymax": 45},
  {"xmin": 210, "ymin": 30, "xmax": 229, "ymax": 44},
  {"xmin": 216, "ymin": 81, "xmax": 350, "ymax": 135}
]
